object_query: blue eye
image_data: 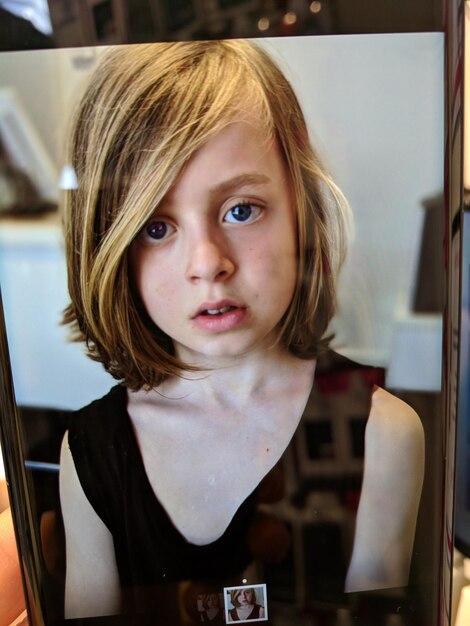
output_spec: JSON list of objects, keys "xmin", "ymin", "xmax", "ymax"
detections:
[
  {"xmin": 140, "ymin": 220, "xmax": 174, "ymax": 243},
  {"xmin": 224, "ymin": 203, "xmax": 262, "ymax": 224}
]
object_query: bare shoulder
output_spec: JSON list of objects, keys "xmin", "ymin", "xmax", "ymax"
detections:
[
  {"xmin": 60, "ymin": 431, "xmax": 77, "ymax": 494},
  {"xmin": 345, "ymin": 387, "xmax": 425, "ymax": 592},
  {"xmin": 366, "ymin": 386, "xmax": 424, "ymax": 454},
  {"xmin": 59, "ymin": 429, "xmax": 111, "ymax": 540},
  {"xmin": 60, "ymin": 431, "xmax": 120, "ymax": 618},
  {"xmin": 60, "ymin": 431, "xmax": 100, "ymax": 525},
  {"xmin": 362, "ymin": 386, "xmax": 424, "ymax": 499}
]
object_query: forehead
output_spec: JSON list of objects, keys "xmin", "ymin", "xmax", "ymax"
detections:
[
  {"xmin": 186, "ymin": 117, "xmax": 277, "ymax": 172},
  {"xmin": 160, "ymin": 120, "xmax": 288, "ymax": 206}
]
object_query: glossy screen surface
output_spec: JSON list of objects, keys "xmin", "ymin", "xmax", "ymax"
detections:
[{"xmin": 0, "ymin": 32, "xmax": 448, "ymax": 626}]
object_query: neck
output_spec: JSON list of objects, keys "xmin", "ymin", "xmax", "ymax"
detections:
[{"xmin": 158, "ymin": 346, "xmax": 315, "ymax": 409}]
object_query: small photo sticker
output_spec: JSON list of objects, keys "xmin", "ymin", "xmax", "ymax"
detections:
[{"xmin": 223, "ymin": 584, "xmax": 268, "ymax": 623}]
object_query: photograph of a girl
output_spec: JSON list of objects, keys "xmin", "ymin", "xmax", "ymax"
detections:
[
  {"xmin": 58, "ymin": 40, "xmax": 425, "ymax": 623},
  {"xmin": 226, "ymin": 587, "xmax": 266, "ymax": 622},
  {"xmin": 199, "ymin": 593, "xmax": 224, "ymax": 623}
]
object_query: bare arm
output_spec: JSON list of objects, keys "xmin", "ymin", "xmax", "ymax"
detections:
[
  {"xmin": 345, "ymin": 387, "xmax": 425, "ymax": 592},
  {"xmin": 60, "ymin": 431, "xmax": 121, "ymax": 618}
]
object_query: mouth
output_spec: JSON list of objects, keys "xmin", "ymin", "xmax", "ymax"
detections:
[
  {"xmin": 201, "ymin": 305, "xmax": 238, "ymax": 316},
  {"xmin": 191, "ymin": 300, "xmax": 248, "ymax": 332},
  {"xmin": 193, "ymin": 300, "xmax": 245, "ymax": 318}
]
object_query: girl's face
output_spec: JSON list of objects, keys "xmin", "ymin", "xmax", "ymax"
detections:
[
  {"xmin": 238, "ymin": 589, "xmax": 254, "ymax": 605},
  {"xmin": 131, "ymin": 118, "xmax": 297, "ymax": 365},
  {"xmin": 207, "ymin": 594, "xmax": 219, "ymax": 608}
]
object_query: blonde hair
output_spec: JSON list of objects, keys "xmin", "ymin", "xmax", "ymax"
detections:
[
  {"xmin": 63, "ymin": 40, "xmax": 350, "ymax": 390},
  {"xmin": 230, "ymin": 587, "xmax": 256, "ymax": 608}
]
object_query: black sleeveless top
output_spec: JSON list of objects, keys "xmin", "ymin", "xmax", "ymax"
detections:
[
  {"xmin": 229, "ymin": 603, "xmax": 262, "ymax": 621},
  {"xmin": 68, "ymin": 383, "xmax": 257, "ymax": 582},
  {"xmin": 67, "ymin": 352, "xmax": 383, "ymax": 622}
]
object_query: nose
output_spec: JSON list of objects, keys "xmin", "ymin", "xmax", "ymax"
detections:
[{"xmin": 185, "ymin": 230, "xmax": 235, "ymax": 283}]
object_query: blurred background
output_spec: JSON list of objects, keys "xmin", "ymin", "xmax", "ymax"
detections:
[{"xmin": 0, "ymin": 0, "xmax": 444, "ymax": 52}]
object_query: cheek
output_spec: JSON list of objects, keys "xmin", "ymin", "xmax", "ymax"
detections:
[
  {"xmin": 250, "ymin": 240, "xmax": 297, "ymax": 289},
  {"xmin": 134, "ymin": 256, "xmax": 178, "ymax": 314}
]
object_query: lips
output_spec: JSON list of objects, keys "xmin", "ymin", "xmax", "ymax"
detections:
[{"xmin": 192, "ymin": 300, "xmax": 248, "ymax": 332}]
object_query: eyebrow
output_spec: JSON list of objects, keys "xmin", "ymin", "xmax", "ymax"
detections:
[
  {"xmin": 208, "ymin": 173, "xmax": 271, "ymax": 199},
  {"xmin": 158, "ymin": 173, "xmax": 272, "ymax": 212}
]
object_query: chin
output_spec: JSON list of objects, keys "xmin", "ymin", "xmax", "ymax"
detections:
[{"xmin": 182, "ymin": 337, "xmax": 263, "ymax": 362}]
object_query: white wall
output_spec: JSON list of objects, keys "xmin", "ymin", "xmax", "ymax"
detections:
[{"xmin": 263, "ymin": 34, "xmax": 444, "ymax": 364}]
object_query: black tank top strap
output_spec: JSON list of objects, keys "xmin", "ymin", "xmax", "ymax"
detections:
[{"xmin": 67, "ymin": 384, "xmax": 128, "ymax": 533}]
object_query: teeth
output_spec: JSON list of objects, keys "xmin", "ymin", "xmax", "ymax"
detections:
[{"xmin": 205, "ymin": 306, "xmax": 234, "ymax": 315}]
